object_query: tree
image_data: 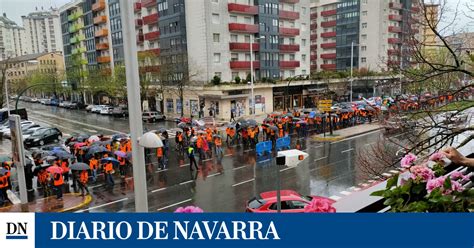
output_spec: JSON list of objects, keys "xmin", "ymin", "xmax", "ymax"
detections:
[
  {"xmin": 212, "ymin": 75, "xmax": 221, "ymax": 85},
  {"xmin": 0, "ymin": 59, "xmax": 10, "ymax": 108}
]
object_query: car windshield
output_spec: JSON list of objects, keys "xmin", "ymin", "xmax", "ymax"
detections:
[{"xmin": 32, "ymin": 129, "xmax": 47, "ymax": 137}]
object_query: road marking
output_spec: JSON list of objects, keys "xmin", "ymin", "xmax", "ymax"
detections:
[
  {"xmin": 157, "ymin": 198, "xmax": 193, "ymax": 211},
  {"xmin": 232, "ymin": 178, "xmax": 255, "ymax": 187},
  {"xmin": 280, "ymin": 167, "xmax": 294, "ymax": 172},
  {"xmin": 76, "ymin": 197, "xmax": 128, "ymax": 212},
  {"xmin": 329, "ymin": 195, "xmax": 341, "ymax": 201},
  {"xmin": 89, "ymin": 184, "xmax": 105, "ymax": 189},
  {"xmin": 330, "ymin": 140, "xmax": 345, "ymax": 145},
  {"xmin": 243, "ymin": 149, "xmax": 252, "ymax": 152},
  {"xmin": 202, "ymin": 158, "xmax": 212, "ymax": 162},
  {"xmin": 29, "ymin": 117, "xmax": 78, "ymax": 133},
  {"xmin": 348, "ymin": 186, "xmax": 361, "ymax": 191},
  {"xmin": 340, "ymin": 191, "xmax": 352, "ymax": 196},
  {"xmin": 341, "ymin": 148, "xmax": 354, "ymax": 153},
  {"xmin": 233, "ymin": 165, "xmax": 247, "ymax": 171},
  {"xmin": 224, "ymin": 154, "xmax": 233, "ymax": 157},
  {"xmin": 314, "ymin": 145, "xmax": 324, "ymax": 149},
  {"xmin": 179, "ymin": 180, "xmax": 193, "ymax": 185},
  {"xmin": 314, "ymin": 156, "xmax": 328, "ymax": 162},
  {"xmin": 151, "ymin": 187, "xmax": 167, "ymax": 193},
  {"xmin": 84, "ymin": 128, "xmax": 98, "ymax": 133},
  {"xmin": 155, "ymin": 169, "xmax": 169, "ymax": 173},
  {"xmin": 180, "ymin": 163, "xmax": 190, "ymax": 167},
  {"xmin": 208, "ymin": 172, "xmax": 221, "ymax": 177},
  {"xmin": 364, "ymin": 142, "xmax": 376, "ymax": 147}
]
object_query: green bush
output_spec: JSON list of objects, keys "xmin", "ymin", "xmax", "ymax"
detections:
[
  {"xmin": 212, "ymin": 75, "xmax": 221, "ymax": 85},
  {"xmin": 234, "ymin": 76, "xmax": 241, "ymax": 84}
]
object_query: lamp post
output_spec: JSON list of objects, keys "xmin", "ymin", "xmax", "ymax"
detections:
[
  {"xmin": 249, "ymin": 35, "xmax": 265, "ymax": 118},
  {"xmin": 350, "ymin": 41, "xmax": 359, "ymax": 102}
]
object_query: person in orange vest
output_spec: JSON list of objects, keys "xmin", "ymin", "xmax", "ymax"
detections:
[
  {"xmin": 214, "ymin": 135, "xmax": 223, "ymax": 158},
  {"xmin": 60, "ymin": 159, "xmax": 70, "ymax": 183},
  {"xmin": 125, "ymin": 140, "xmax": 132, "ymax": 152},
  {"xmin": 37, "ymin": 168, "xmax": 51, "ymax": 197},
  {"xmin": 175, "ymin": 131, "xmax": 184, "ymax": 153},
  {"xmin": 278, "ymin": 122, "xmax": 284, "ymax": 138},
  {"xmin": 248, "ymin": 127, "xmax": 256, "ymax": 148},
  {"xmin": 103, "ymin": 160, "xmax": 114, "ymax": 187},
  {"xmin": 225, "ymin": 127, "xmax": 231, "ymax": 144},
  {"xmin": 120, "ymin": 141, "xmax": 127, "ymax": 153},
  {"xmin": 196, "ymin": 134, "xmax": 205, "ymax": 160},
  {"xmin": 206, "ymin": 128, "xmax": 214, "ymax": 157},
  {"xmin": 0, "ymin": 172, "xmax": 10, "ymax": 206},
  {"xmin": 105, "ymin": 142, "xmax": 112, "ymax": 152},
  {"xmin": 156, "ymin": 147, "xmax": 164, "ymax": 170},
  {"xmin": 118, "ymin": 156, "xmax": 127, "ymax": 177},
  {"xmin": 78, "ymin": 170, "xmax": 90, "ymax": 196},
  {"xmin": 51, "ymin": 167, "xmax": 64, "ymax": 200},
  {"xmin": 2, "ymin": 162, "xmax": 12, "ymax": 190},
  {"xmin": 89, "ymin": 156, "xmax": 99, "ymax": 182}
]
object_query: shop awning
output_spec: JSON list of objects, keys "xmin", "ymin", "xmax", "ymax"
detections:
[{"xmin": 203, "ymin": 94, "xmax": 249, "ymax": 100}]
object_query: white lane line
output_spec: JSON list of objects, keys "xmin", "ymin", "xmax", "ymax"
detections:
[
  {"xmin": 243, "ymin": 149, "xmax": 252, "ymax": 152},
  {"xmin": 341, "ymin": 148, "xmax": 354, "ymax": 153},
  {"xmin": 208, "ymin": 173, "xmax": 221, "ymax": 177},
  {"xmin": 157, "ymin": 198, "xmax": 193, "ymax": 211},
  {"xmin": 340, "ymin": 191, "xmax": 352, "ymax": 196},
  {"xmin": 89, "ymin": 184, "xmax": 105, "ymax": 189},
  {"xmin": 84, "ymin": 128, "xmax": 98, "ymax": 133},
  {"xmin": 155, "ymin": 169, "xmax": 169, "ymax": 173},
  {"xmin": 180, "ymin": 163, "xmax": 190, "ymax": 167},
  {"xmin": 233, "ymin": 165, "xmax": 247, "ymax": 171},
  {"xmin": 280, "ymin": 167, "xmax": 294, "ymax": 172},
  {"xmin": 151, "ymin": 187, "xmax": 167, "ymax": 193},
  {"xmin": 232, "ymin": 178, "xmax": 255, "ymax": 187},
  {"xmin": 224, "ymin": 154, "xmax": 233, "ymax": 157},
  {"xmin": 314, "ymin": 145, "xmax": 324, "ymax": 149},
  {"xmin": 330, "ymin": 140, "xmax": 345, "ymax": 145},
  {"xmin": 179, "ymin": 180, "xmax": 193, "ymax": 185},
  {"xmin": 348, "ymin": 186, "xmax": 361, "ymax": 191},
  {"xmin": 76, "ymin": 197, "xmax": 129, "ymax": 212},
  {"xmin": 202, "ymin": 158, "xmax": 212, "ymax": 162},
  {"xmin": 329, "ymin": 195, "xmax": 341, "ymax": 201},
  {"xmin": 315, "ymin": 156, "xmax": 328, "ymax": 162},
  {"xmin": 364, "ymin": 142, "xmax": 376, "ymax": 147}
]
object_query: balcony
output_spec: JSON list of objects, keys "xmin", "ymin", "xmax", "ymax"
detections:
[
  {"xmin": 280, "ymin": 61, "xmax": 300, "ymax": 68},
  {"xmin": 310, "ymin": 23, "xmax": 317, "ymax": 30},
  {"xmin": 389, "ymin": 2, "xmax": 403, "ymax": 10},
  {"xmin": 69, "ymin": 34, "xmax": 85, "ymax": 44},
  {"xmin": 411, "ymin": 6, "xmax": 420, "ymax": 12},
  {"xmin": 321, "ymin": 31, "xmax": 336, "ymax": 38},
  {"xmin": 134, "ymin": 2, "xmax": 141, "ymax": 12},
  {"xmin": 144, "ymin": 31, "xmax": 160, "ymax": 40},
  {"xmin": 97, "ymin": 56, "xmax": 111, "ymax": 64},
  {"xmin": 279, "ymin": 10, "xmax": 300, "ymax": 20},
  {"xmin": 321, "ymin": 42, "xmax": 336, "ymax": 49},
  {"xmin": 68, "ymin": 23, "xmax": 83, "ymax": 33},
  {"xmin": 92, "ymin": 0, "xmax": 105, "ymax": 12},
  {"xmin": 279, "ymin": 44, "xmax": 300, "ymax": 53},
  {"xmin": 143, "ymin": 13, "xmax": 158, "ymax": 25},
  {"xmin": 148, "ymin": 48, "xmax": 160, "ymax": 56},
  {"xmin": 137, "ymin": 34, "xmax": 144, "ymax": 43},
  {"xmin": 142, "ymin": 0, "xmax": 157, "ymax": 8},
  {"xmin": 389, "ymin": 14, "xmax": 402, "ymax": 21},
  {"xmin": 96, "ymin": 42, "xmax": 109, "ymax": 50},
  {"xmin": 68, "ymin": 11, "xmax": 83, "ymax": 22},
  {"xmin": 321, "ymin": 20, "xmax": 336, "ymax": 28},
  {"xmin": 387, "ymin": 49, "xmax": 400, "ymax": 56},
  {"xmin": 310, "ymin": 13, "xmax": 318, "ymax": 19},
  {"xmin": 388, "ymin": 26, "xmax": 402, "ymax": 33},
  {"xmin": 310, "ymin": 54, "xmax": 317, "ymax": 61},
  {"xmin": 310, "ymin": 44, "xmax": 318, "ymax": 50},
  {"xmin": 279, "ymin": 0, "xmax": 299, "ymax": 3},
  {"xmin": 388, "ymin": 38, "xmax": 401, "ymax": 44},
  {"xmin": 310, "ymin": 64, "xmax": 318, "ymax": 70},
  {"xmin": 135, "ymin": 19, "xmax": 143, "ymax": 27},
  {"xmin": 320, "ymin": 53, "xmax": 336, "ymax": 59},
  {"xmin": 94, "ymin": 15, "xmax": 107, "ymax": 25},
  {"xmin": 229, "ymin": 42, "xmax": 259, "ymax": 51},
  {"xmin": 228, "ymin": 23, "xmax": 259, "ymax": 33},
  {"xmin": 227, "ymin": 3, "xmax": 258, "ymax": 15},
  {"xmin": 95, "ymin": 28, "xmax": 108, "ymax": 37},
  {"xmin": 230, "ymin": 61, "xmax": 260, "ymax": 69},
  {"xmin": 321, "ymin": 9, "xmax": 337, "ymax": 17},
  {"xmin": 310, "ymin": 34, "xmax": 317, "ymax": 40},
  {"xmin": 71, "ymin": 47, "xmax": 86, "ymax": 55},
  {"xmin": 279, "ymin": 27, "xmax": 300, "ymax": 36},
  {"xmin": 321, "ymin": 64, "xmax": 336, "ymax": 70}
]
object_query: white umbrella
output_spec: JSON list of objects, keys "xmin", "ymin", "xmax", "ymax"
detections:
[
  {"xmin": 138, "ymin": 132, "xmax": 164, "ymax": 148},
  {"xmin": 88, "ymin": 135, "xmax": 100, "ymax": 143}
]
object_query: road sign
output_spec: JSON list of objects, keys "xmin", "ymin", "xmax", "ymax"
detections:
[{"xmin": 318, "ymin": 100, "xmax": 333, "ymax": 112}]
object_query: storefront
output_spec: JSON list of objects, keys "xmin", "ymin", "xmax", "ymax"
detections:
[{"xmin": 272, "ymin": 83, "xmax": 329, "ymax": 110}]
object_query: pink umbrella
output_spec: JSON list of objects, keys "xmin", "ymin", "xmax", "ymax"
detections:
[
  {"xmin": 46, "ymin": 166, "xmax": 63, "ymax": 174},
  {"xmin": 74, "ymin": 142, "xmax": 87, "ymax": 149}
]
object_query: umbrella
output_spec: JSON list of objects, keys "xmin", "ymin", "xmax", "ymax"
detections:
[
  {"xmin": 170, "ymin": 128, "xmax": 184, "ymax": 133},
  {"xmin": 156, "ymin": 127, "xmax": 167, "ymax": 133},
  {"xmin": 100, "ymin": 157, "xmax": 120, "ymax": 166},
  {"xmin": 292, "ymin": 118, "xmax": 302, "ymax": 122},
  {"xmin": 55, "ymin": 152, "xmax": 74, "ymax": 160},
  {"xmin": 366, "ymin": 106, "xmax": 375, "ymax": 111},
  {"xmin": 261, "ymin": 123, "xmax": 270, "ymax": 127},
  {"xmin": 212, "ymin": 134, "xmax": 221, "ymax": 138},
  {"xmin": 309, "ymin": 111, "xmax": 317, "ymax": 118},
  {"xmin": 114, "ymin": 151, "xmax": 127, "ymax": 158},
  {"xmin": 190, "ymin": 137, "xmax": 198, "ymax": 143},
  {"xmin": 227, "ymin": 123, "xmax": 236, "ymax": 128},
  {"xmin": 297, "ymin": 120, "xmax": 307, "ymax": 125},
  {"xmin": 197, "ymin": 130, "xmax": 206, "ymax": 134},
  {"xmin": 76, "ymin": 134, "xmax": 89, "ymax": 142},
  {"xmin": 86, "ymin": 146, "xmax": 108, "ymax": 157},
  {"xmin": 42, "ymin": 155, "xmax": 57, "ymax": 161},
  {"xmin": 340, "ymin": 109, "xmax": 349, "ymax": 113},
  {"xmin": 138, "ymin": 132, "xmax": 163, "ymax": 148},
  {"xmin": 74, "ymin": 142, "xmax": 87, "ymax": 149},
  {"xmin": 269, "ymin": 126, "xmax": 279, "ymax": 132},
  {"xmin": 70, "ymin": 162, "xmax": 89, "ymax": 171},
  {"xmin": 88, "ymin": 135, "xmax": 100, "ymax": 143},
  {"xmin": 237, "ymin": 117, "xmax": 246, "ymax": 123},
  {"xmin": 270, "ymin": 111, "xmax": 281, "ymax": 116},
  {"xmin": 247, "ymin": 119, "xmax": 258, "ymax": 126},
  {"xmin": 283, "ymin": 113, "xmax": 294, "ymax": 118},
  {"xmin": 0, "ymin": 167, "xmax": 8, "ymax": 176},
  {"xmin": 112, "ymin": 133, "xmax": 128, "ymax": 140},
  {"xmin": 46, "ymin": 166, "xmax": 63, "ymax": 174},
  {"xmin": 177, "ymin": 122, "xmax": 188, "ymax": 129},
  {"xmin": 80, "ymin": 146, "xmax": 90, "ymax": 151},
  {"xmin": 0, "ymin": 155, "xmax": 11, "ymax": 163},
  {"xmin": 263, "ymin": 117, "xmax": 273, "ymax": 122}
]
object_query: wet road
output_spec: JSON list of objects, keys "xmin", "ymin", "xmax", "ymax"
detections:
[{"xmin": 8, "ymin": 102, "xmax": 383, "ymax": 212}]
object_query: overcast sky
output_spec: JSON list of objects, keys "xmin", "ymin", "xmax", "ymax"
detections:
[{"xmin": 0, "ymin": 0, "xmax": 472, "ymax": 32}]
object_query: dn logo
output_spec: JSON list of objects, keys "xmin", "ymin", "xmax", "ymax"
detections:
[{"xmin": 6, "ymin": 222, "xmax": 28, "ymax": 240}]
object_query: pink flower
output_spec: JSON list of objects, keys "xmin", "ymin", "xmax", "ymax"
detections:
[
  {"xmin": 426, "ymin": 176, "xmax": 445, "ymax": 193},
  {"xmin": 428, "ymin": 152, "xmax": 446, "ymax": 162},
  {"xmin": 174, "ymin": 206, "xmax": 204, "ymax": 213},
  {"xmin": 304, "ymin": 198, "xmax": 336, "ymax": 213},
  {"xmin": 451, "ymin": 180, "xmax": 464, "ymax": 193},
  {"xmin": 401, "ymin": 153, "xmax": 417, "ymax": 168},
  {"xmin": 410, "ymin": 165, "xmax": 435, "ymax": 183},
  {"xmin": 450, "ymin": 171, "xmax": 470, "ymax": 183}
]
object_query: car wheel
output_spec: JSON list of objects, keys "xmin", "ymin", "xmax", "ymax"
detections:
[
  {"xmin": 162, "ymin": 116, "xmax": 166, "ymax": 120},
  {"xmin": 39, "ymin": 140, "xmax": 45, "ymax": 146}
]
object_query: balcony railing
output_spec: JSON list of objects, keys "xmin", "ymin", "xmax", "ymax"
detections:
[
  {"xmin": 230, "ymin": 61, "xmax": 260, "ymax": 69},
  {"xmin": 94, "ymin": 15, "xmax": 107, "ymax": 25},
  {"xmin": 96, "ymin": 42, "xmax": 109, "ymax": 50},
  {"xmin": 279, "ymin": 0, "xmax": 299, "ymax": 3},
  {"xmin": 321, "ymin": 31, "xmax": 336, "ymax": 38},
  {"xmin": 279, "ymin": 44, "xmax": 300, "ymax": 52},
  {"xmin": 321, "ymin": 64, "xmax": 336, "ymax": 70},
  {"xmin": 310, "ymin": 13, "xmax": 318, "ymax": 19},
  {"xmin": 140, "ymin": 65, "xmax": 160, "ymax": 73},
  {"xmin": 279, "ymin": 61, "xmax": 300, "ymax": 68},
  {"xmin": 279, "ymin": 27, "xmax": 300, "ymax": 36},
  {"xmin": 71, "ymin": 46, "xmax": 86, "ymax": 55},
  {"xmin": 389, "ymin": 2, "xmax": 403, "ymax": 10},
  {"xmin": 388, "ymin": 26, "xmax": 402, "ymax": 33},
  {"xmin": 228, "ymin": 23, "xmax": 259, "ymax": 33},
  {"xmin": 229, "ymin": 42, "xmax": 259, "ymax": 51},
  {"xmin": 389, "ymin": 14, "xmax": 402, "ymax": 21},
  {"xmin": 320, "ymin": 53, "xmax": 336, "ymax": 59},
  {"xmin": 69, "ymin": 34, "xmax": 85, "ymax": 44},
  {"xmin": 310, "ymin": 44, "xmax": 318, "ymax": 50},
  {"xmin": 321, "ymin": 9, "xmax": 337, "ymax": 17},
  {"xmin": 134, "ymin": 2, "xmax": 142, "ymax": 12},
  {"xmin": 279, "ymin": 10, "xmax": 300, "ymax": 20},
  {"xmin": 388, "ymin": 38, "xmax": 401, "ymax": 44},
  {"xmin": 142, "ymin": 0, "xmax": 157, "ymax": 8},
  {"xmin": 310, "ymin": 64, "xmax": 318, "ymax": 70},
  {"xmin": 321, "ymin": 20, "xmax": 337, "ymax": 28},
  {"xmin": 95, "ymin": 28, "xmax": 108, "ymax": 37},
  {"xmin": 92, "ymin": 0, "xmax": 105, "ymax": 12},
  {"xmin": 310, "ymin": 23, "xmax": 317, "ymax": 30},
  {"xmin": 68, "ymin": 11, "xmax": 83, "ymax": 22},
  {"xmin": 137, "ymin": 34, "xmax": 144, "ymax": 43},
  {"xmin": 227, "ymin": 3, "xmax": 258, "ymax": 15},
  {"xmin": 310, "ymin": 54, "xmax": 317, "ymax": 61},
  {"xmin": 321, "ymin": 42, "xmax": 336, "ymax": 49},
  {"xmin": 148, "ymin": 48, "xmax": 160, "ymax": 56},
  {"xmin": 68, "ymin": 23, "xmax": 83, "ymax": 33},
  {"xmin": 143, "ymin": 13, "xmax": 159, "ymax": 25},
  {"xmin": 135, "ymin": 19, "xmax": 143, "ymax": 27},
  {"xmin": 310, "ymin": 34, "xmax": 317, "ymax": 40},
  {"xmin": 97, "ymin": 56, "xmax": 111, "ymax": 64},
  {"xmin": 144, "ymin": 31, "xmax": 160, "ymax": 40},
  {"xmin": 387, "ymin": 49, "xmax": 400, "ymax": 56}
]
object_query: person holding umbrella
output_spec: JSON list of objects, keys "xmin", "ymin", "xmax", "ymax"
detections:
[
  {"xmin": 89, "ymin": 156, "xmax": 99, "ymax": 182},
  {"xmin": 37, "ymin": 168, "xmax": 51, "ymax": 197},
  {"xmin": 0, "ymin": 168, "xmax": 10, "ymax": 206},
  {"xmin": 101, "ymin": 158, "xmax": 116, "ymax": 188},
  {"xmin": 70, "ymin": 162, "xmax": 91, "ymax": 196},
  {"xmin": 48, "ymin": 164, "xmax": 64, "ymax": 200}
]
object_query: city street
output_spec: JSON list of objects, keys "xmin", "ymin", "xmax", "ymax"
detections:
[{"xmin": 4, "ymin": 102, "xmax": 384, "ymax": 212}]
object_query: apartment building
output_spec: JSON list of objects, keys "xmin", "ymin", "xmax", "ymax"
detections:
[
  {"xmin": 22, "ymin": 8, "xmax": 63, "ymax": 54},
  {"xmin": 0, "ymin": 13, "xmax": 27, "ymax": 60},
  {"xmin": 310, "ymin": 0, "xmax": 422, "ymax": 73}
]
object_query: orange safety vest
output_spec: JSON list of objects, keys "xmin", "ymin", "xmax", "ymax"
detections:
[
  {"xmin": 61, "ymin": 161, "xmax": 69, "ymax": 173},
  {"xmin": 2, "ymin": 164, "xmax": 11, "ymax": 177},
  {"xmin": 79, "ymin": 171, "xmax": 88, "ymax": 184},
  {"xmin": 89, "ymin": 159, "xmax": 98, "ymax": 170},
  {"xmin": 215, "ymin": 138, "xmax": 222, "ymax": 146},
  {"xmin": 177, "ymin": 133, "xmax": 183, "ymax": 142},
  {"xmin": 53, "ymin": 173, "xmax": 64, "ymax": 186},
  {"xmin": 156, "ymin": 147, "xmax": 163, "ymax": 158},
  {"xmin": 118, "ymin": 156, "xmax": 126, "ymax": 166},
  {"xmin": 38, "ymin": 170, "xmax": 49, "ymax": 184},
  {"xmin": 0, "ymin": 175, "xmax": 8, "ymax": 189},
  {"xmin": 104, "ymin": 162, "xmax": 113, "ymax": 174},
  {"xmin": 206, "ymin": 132, "xmax": 213, "ymax": 142},
  {"xmin": 196, "ymin": 137, "xmax": 203, "ymax": 148}
]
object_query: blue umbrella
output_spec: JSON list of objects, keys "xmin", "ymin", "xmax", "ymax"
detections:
[
  {"xmin": 114, "ymin": 151, "xmax": 127, "ymax": 158},
  {"xmin": 0, "ymin": 167, "xmax": 9, "ymax": 176},
  {"xmin": 86, "ymin": 146, "xmax": 108, "ymax": 158},
  {"xmin": 100, "ymin": 157, "xmax": 120, "ymax": 166},
  {"xmin": 55, "ymin": 152, "xmax": 75, "ymax": 160},
  {"xmin": 309, "ymin": 111, "xmax": 316, "ymax": 118}
]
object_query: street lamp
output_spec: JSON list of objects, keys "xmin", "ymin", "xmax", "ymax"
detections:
[
  {"xmin": 350, "ymin": 41, "xmax": 359, "ymax": 102},
  {"xmin": 249, "ymin": 35, "xmax": 265, "ymax": 118}
]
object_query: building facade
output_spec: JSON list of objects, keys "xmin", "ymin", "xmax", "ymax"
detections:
[
  {"xmin": 0, "ymin": 13, "xmax": 27, "ymax": 60},
  {"xmin": 22, "ymin": 8, "xmax": 63, "ymax": 54}
]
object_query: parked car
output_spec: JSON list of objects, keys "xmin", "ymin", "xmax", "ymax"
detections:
[
  {"xmin": 85, "ymin": 105, "xmax": 95, "ymax": 112},
  {"xmin": 100, "ymin": 107, "xmax": 114, "ymax": 115},
  {"xmin": 59, "ymin": 101, "xmax": 70, "ymax": 108},
  {"xmin": 68, "ymin": 102, "xmax": 82, "ymax": 109},
  {"xmin": 30, "ymin": 98, "xmax": 39, "ymax": 103},
  {"xmin": 142, "ymin": 111, "xmax": 166, "ymax": 122},
  {"xmin": 246, "ymin": 190, "xmax": 335, "ymax": 213},
  {"xmin": 22, "ymin": 127, "xmax": 47, "ymax": 140},
  {"xmin": 91, "ymin": 105, "xmax": 106, "ymax": 113},
  {"xmin": 50, "ymin": 99, "xmax": 59, "ymax": 106},
  {"xmin": 24, "ymin": 127, "xmax": 62, "ymax": 147},
  {"xmin": 3, "ymin": 123, "xmax": 41, "ymax": 139},
  {"xmin": 112, "ymin": 107, "xmax": 129, "ymax": 117},
  {"xmin": 0, "ymin": 121, "xmax": 35, "ymax": 135}
]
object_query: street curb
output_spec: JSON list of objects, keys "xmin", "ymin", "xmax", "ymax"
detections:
[
  {"xmin": 60, "ymin": 193, "xmax": 93, "ymax": 213},
  {"xmin": 313, "ymin": 126, "xmax": 383, "ymax": 143}
]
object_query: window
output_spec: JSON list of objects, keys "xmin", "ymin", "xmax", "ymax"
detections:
[
  {"xmin": 213, "ymin": 33, "xmax": 220, "ymax": 42},
  {"xmin": 231, "ymin": 34, "xmax": 238, "ymax": 42},
  {"xmin": 212, "ymin": 13, "xmax": 220, "ymax": 24},
  {"xmin": 212, "ymin": 0, "xmax": 218, "ymax": 3},
  {"xmin": 213, "ymin": 53, "xmax": 221, "ymax": 63},
  {"xmin": 244, "ymin": 35, "xmax": 251, "ymax": 43},
  {"xmin": 302, "ymin": 7, "xmax": 307, "ymax": 14},
  {"xmin": 230, "ymin": 15, "xmax": 237, "ymax": 23},
  {"xmin": 301, "ymin": 23, "xmax": 307, "ymax": 31},
  {"xmin": 302, "ymin": 55, "xmax": 306, "ymax": 62},
  {"xmin": 231, "ymin": 53, "xmax": 238, "ymax": 61},
  {"xmin": 244, "ymin": 17, "xmax": 251, "ymax": 24},
  {"xmin": 362, "ymin": 23, "xmax": 367, "ymax": 28},
  {"xmin": 361, "ymin": 46, "xmax": 367, "ymax": 51},
  {"xmin": 289, "ymin": 54, "xmax": 295, "ymax": 60},
  {"xmin": 166, "ymin": 99, "xmax": 174, "ymax": 113},
  {"xmin": 361, "ymin": 34, "xmax": 367, "ymax": 40},
  {"xmin": 362, "ymin": 11, "xmax": 367, "ymax": 16},
  {"xmin": 361, "ymin": 57, "xmax": 367, "ymax": 63}
]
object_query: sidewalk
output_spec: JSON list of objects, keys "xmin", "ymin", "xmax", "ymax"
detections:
[
  {"xmin": 313, "ymin": 123, "xmax": 382, "ymax": 142},
  {"xmin": 0, "ymin": 193, "xmax": 92, "ymax": 213}
]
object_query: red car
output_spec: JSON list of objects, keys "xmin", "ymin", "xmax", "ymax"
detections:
[{"xmin": 246, "ymin": 190, "xmax": 335, "ymax": 213}]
